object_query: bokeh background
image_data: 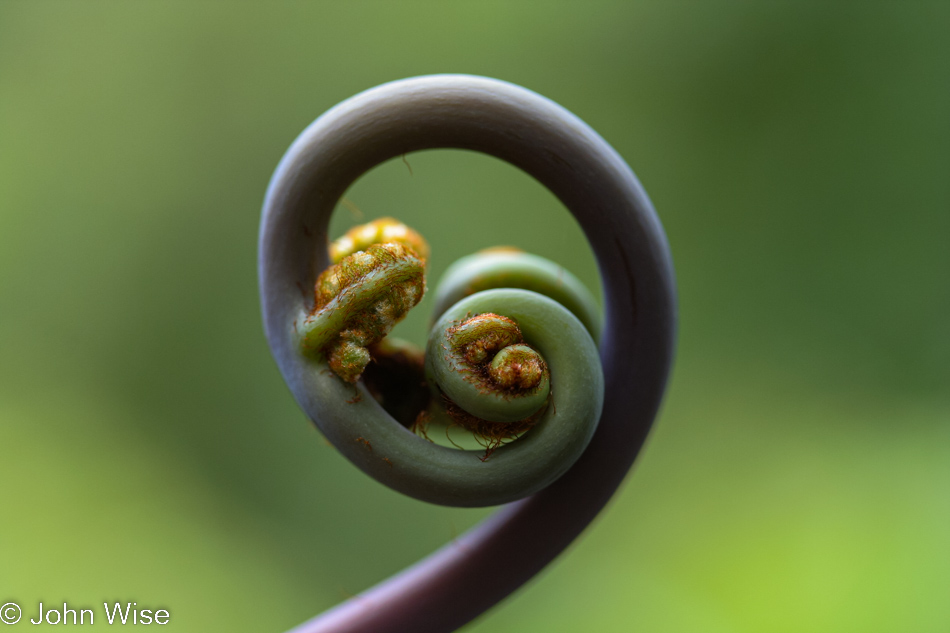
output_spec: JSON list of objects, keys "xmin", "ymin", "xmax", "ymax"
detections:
[{"xmin": 1, "ymin": 2, "xmax": 947, "ymax": 632}]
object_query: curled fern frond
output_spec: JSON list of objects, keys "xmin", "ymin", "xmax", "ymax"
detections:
[
  {"xmin": 299, "ymin": 242, "xmax": 425, "ymax": 383},
  {"xmin": 258, "ymin": 74, "xmax": 676, "ymax": 633}
]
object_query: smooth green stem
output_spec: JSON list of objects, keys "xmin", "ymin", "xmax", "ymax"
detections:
[
  {"xmin": 299, "ymin": 256, "xmax": 424, "ymax": 354},
  {"xmin": 431, "ymin": 250, "xmax": 602, "ymax": 342}
]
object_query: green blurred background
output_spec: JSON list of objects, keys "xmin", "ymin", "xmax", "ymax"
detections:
[{"xmin": 1, "ymin": 2, "xmax": 947, "ymax": 631}]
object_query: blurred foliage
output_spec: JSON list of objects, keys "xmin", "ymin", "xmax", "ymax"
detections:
[{"xmin": 1, "ymin": 2, "xmax": 947, "ymax": 632}]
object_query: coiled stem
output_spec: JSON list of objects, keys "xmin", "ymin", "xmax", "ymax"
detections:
[
  {"xmin": 259, "ymin": 75, "xmax": 676, "ymax": 633},
  {"xmin": 415, "ymin": 246, "xmax": 605, "ymax": 458},
  {"xmin": 428, "ymin": 311, "xmax": 551, "ymax": 424},
  {"xmin": 431, "ymin": 248, "xmax": 601, "ymax": 342}
]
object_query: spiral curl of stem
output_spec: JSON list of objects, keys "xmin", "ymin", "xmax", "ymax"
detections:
[
  {"xmin": 431, "ymin": 248, "xmax": 601, "ymax": 342},
  {"xmin": 259, "ymin": 75, "xmax": 676, "ymax": 633},
  {"xmin": 428, "ymin": 311, "xmax": 550, "ymax": 424}
]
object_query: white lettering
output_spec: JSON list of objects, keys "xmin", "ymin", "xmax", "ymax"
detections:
[{"xmin": 103, "ymin": 603, "xmax": 132, "ymax": 625}]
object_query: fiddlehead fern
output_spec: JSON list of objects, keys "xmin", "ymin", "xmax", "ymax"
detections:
[
  {"xmin": 259, "ymin": 75, "xmax": 677, "ymax": 633},
  {"xmin": 421, "ymin": 288, "xmax": 601, "ymax": 465},
  {"xmin": 428, "ymin": 310, "xmax": 551, "ymax": 425},
  {"xmin": 292, "ymin": 217, "xmax": 604, "ymax": 506},
  {"xmin": 300, "ymin": 241, "xmax": 425, "ymax": 383},
  {"xmin": 417, "ymin": 246, "xmax": 605, "ymax": 458}
]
